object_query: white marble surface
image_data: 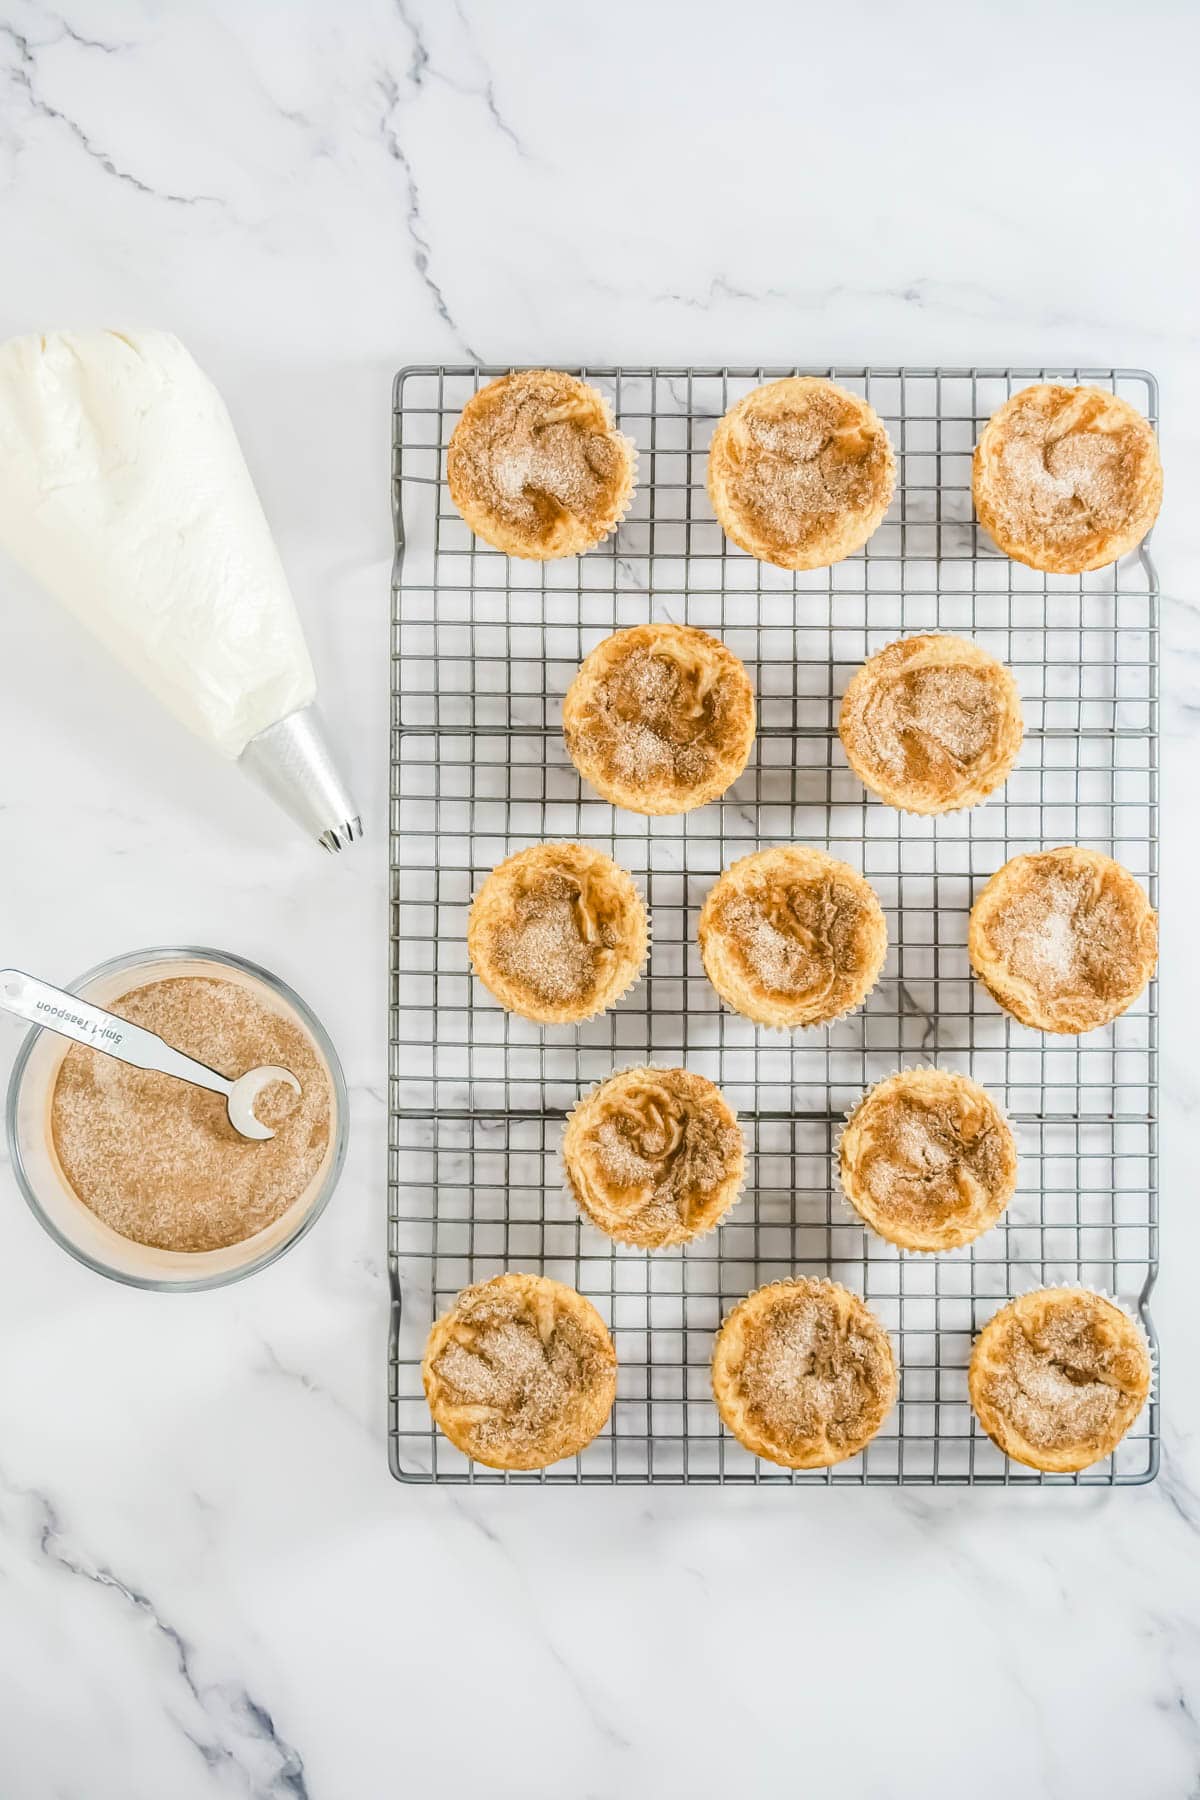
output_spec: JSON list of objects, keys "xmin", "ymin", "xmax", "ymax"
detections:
[{"xmin": 1, "ymin": 1, "xmax": 1199, "ymax": 1793}]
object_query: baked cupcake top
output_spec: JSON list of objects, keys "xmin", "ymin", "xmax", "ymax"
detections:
[
  {"xmin": 968, "ymin": 847, "xmax": 1157, "ymax": 1035},
  {"xmin": 468, "ymin": 842, "xmax": 648, "ymax": 1025},
  {"xmin": 711, "ymin": 1279, "xmax": 897, "ymax": 1470},
  {"xmin": 562, "ymin": 1065, "xmax": 745, "ymax": 1249},
  {"xmin": 839, "ymin": 634, "xmax": 1023, "ymax": 815},
  {"xmin": 562, "ymin": 622, "xmax": 756, "ymax": 815},
  {"xmin": 839, "ymin": 1068, "xmax": 1018, "ymax": 1252},
  {"xmin": 972, "ymin": 384, "xmax": 1162, "ymax": 574},
  {"xmin": 968, "ymin": 1288, "xmax": 1151, "ymax": 1474},
  {"xmin": 698, "ymin": 847, "xmax": 887, "ymax": 1028},
  {"xmin": 706, "ymin": 377, "xmax": 895, "ymax": 570},
  {"xmin": 447, "ymin": 370, "xmax": 636, "ymax": 560},
  {"xmin": 423, "ymin": 1273, "xmax": 617, "ymax": 1471}
]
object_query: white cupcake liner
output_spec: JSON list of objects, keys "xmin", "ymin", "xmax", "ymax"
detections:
[
  {"xmin": 560, "ymin": 1063, "xmax": 748, "ymax": 1252},
  {"xmin": 589, "ymin": 428, "xmax": 639, "ymax": 553},
  {"xmin": 832, "ymin": 1066, "xmax": 1018, "ymax": 1257}
]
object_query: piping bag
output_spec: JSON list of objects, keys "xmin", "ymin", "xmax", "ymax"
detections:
[{"xmin": 0, "ymin": 330, "xmax": 361, "ymax": 851}]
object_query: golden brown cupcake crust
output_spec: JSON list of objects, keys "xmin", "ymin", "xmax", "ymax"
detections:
[
  {"xmin": 562, "ymin": 1065, "xmax": 745, "ymax": 1249},
  {"xmin": 972, "ymin": 384, "xmax": 1162, "ymax": 574},
  {"xmin": 711, "ymin": 1279, "xmax": 897, "ymax": 1469},
  {"xmin": 698, "ymin": 846, "xmax": 888, "ymax": 1028},
  {"xmin": 423, "ymin": 1273, "xmax": 618, "ymax": 1471},
  {"xmin": 563, "ymin": 622, "xmax": 756, "ymax": 815},
  {"xmin": 467, "ymin": 842, "xmax": 648, "ymax": 1025},
  {"xmin": 968, "ymin": 847, "xmax": 1157, "ymax": 1035},
  {"xmin": 839, "ymin": 634, "xmax": 1023, "ymax": 815},
  {"xmin": 447, "ymin": 370, "xmax": 636, "ymax": 559},
  {"xmin": 707, "ymin": 377, "xmax": 895, "ymax": 570},
  {"xmin": 839, "ymin": 1068, "xmax": 1017, "ymax": 1252},
  {"xmin": 968, "ymin": 1288, "xmax": 1151, "ymax": 1473}
]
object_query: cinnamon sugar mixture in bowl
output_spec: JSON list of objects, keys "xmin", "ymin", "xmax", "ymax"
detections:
[{"xmin": 7, "ymin": 948, "xmax": 346, "ymax": 1289}]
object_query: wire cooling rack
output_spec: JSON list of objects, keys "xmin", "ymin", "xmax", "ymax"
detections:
[{"xmin": 388, "ymin": 366, "xmax": 1159, "ymax": 1487}]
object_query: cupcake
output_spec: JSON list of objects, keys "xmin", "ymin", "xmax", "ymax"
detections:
[
  {"xmin": 698, "ymin": 847, "xmax": 887, "ymax": 1028},
  {"xmin": 711, "ymin": 1278, "xmax": 897, "ymax": 1470},
  {"xmin": 563, "ymin": 622, "xmax": 756, "ymax": 815},
  {"xmin": 838, "ymin": 634, "xmax": 1023, "ymax": 815},
  {"xmin": 468, "ymin": 842, "xmax": 648, "ymax": 1025},
  {"xmin": 968, "ymin": 847, "xmax": 1157, "ymax": 1034},
  {"xmin": 972, "ymin": 384, "xmax": 1162, "ymax": 574},
  {"xmin": 447, "ymin": 369, "xmax": 636, "ymax": 559},
  {"xmin": 706, "ymin": 377, "xmax": 895, "ymax": 570},
  {"xmin": 839, "ymin": 1068, "xmax": 1017, "ymax": 1252},
  {"xmin": 423, "ymin": 1273, "xmax": 617, "ymax": 1471},
  {"xmin": 968, "ymin": 1288, "xmax": 1152, "ymax": 1473},
  {"xmin": 562, "ymin": 1065, "xmax": 745, "ymax": 1249}
]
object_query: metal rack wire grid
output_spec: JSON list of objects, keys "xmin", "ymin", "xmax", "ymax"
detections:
[{"xmin": 388, "ymin": 365, "xmax": 1159, "ymax": 1487}]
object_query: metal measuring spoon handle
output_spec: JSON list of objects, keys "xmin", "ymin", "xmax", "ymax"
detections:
[{"xmin": 0, "ymin": 968, "xmax": 298, "ymax": 1142}]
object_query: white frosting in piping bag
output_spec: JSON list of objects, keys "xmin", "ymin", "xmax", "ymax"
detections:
[{"xmin": 0, "ymin": 330, "xmax": 316, "ymax": 758}]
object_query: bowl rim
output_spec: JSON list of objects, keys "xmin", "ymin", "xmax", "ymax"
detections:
[{"xmin": 4, "ymin": 945, "xmax": 349, "ymax": 1292}]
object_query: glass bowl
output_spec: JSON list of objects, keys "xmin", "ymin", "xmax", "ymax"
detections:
[{"xmin": 5, "ymin": 946, "xmax": 348, "ymax": 1291}]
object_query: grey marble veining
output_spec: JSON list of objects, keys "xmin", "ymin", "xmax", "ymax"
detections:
[{"xmin": 0, "ymin": 0, "xmax": 1198, "ymax": 1794}]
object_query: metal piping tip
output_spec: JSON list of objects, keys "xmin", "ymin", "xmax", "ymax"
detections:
[
  {"xmin": 318, "ymin": 816, "xmax": 364, "ymax": 855},
  {"xmin": 239, "ymin": 705, "xmax": 363, "ymax": 852}
]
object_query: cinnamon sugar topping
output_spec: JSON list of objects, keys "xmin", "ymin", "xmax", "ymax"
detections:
[
  {"xmin": 992, "ymin": 391, "xmax": 1138, "ymax": 535},
  {"xmin": 712, "ymin": 1279, "xmax": 896, "ymax": 1468},
  {"xmin": 971, "ymin": 1290, "xmax": 1151, "ymax": 1465},
  {"xmin": 972, "ymin": 385, "xmax": 1162, "ymax": 574},
  {"xmin": 866, "ymin": 664, "xmax": 998, "ymax": 772},
  {"xmin": 857, "ymin": 1095, "xmax": 1000, "ymax": 1213},
  {"xmin": 563, "ymin": 623, "xmax": 755, "ymax": 815},
  {"xmin": 447, "ymin": 370, "xmax": 634, "ymax": 558},
  {"xmin": 564, "ymin": 1067, "xmax": 744, "ymax": 1247},
  {"xmin": 423, "ymin": 1274, "xmax": 617, "ymax": 1469},
  {"xmin": 492, "ymin": 869, "xmax": 617, "ymax": 1006},
  {"xmin": 50, "ymin": 976, "xmax": 332, "ymax": 1252},
  {"xmin": 733, "ymin": 389, "xmax": 883, "ymax": 538},
  {"xmin": 984, "ymin": 856, "xmax": 1145, "ymax": 997},
  {"xmin": 840, "ymin": 1069, "xmax": 1016, "ymax": 1250},
  {"xmin": 741, "ymin": 1294, "xmax": 887, "ymax": 1443},
  {"xmin": 707, "ymin": 378, "xmax": 895, "ymax": 570},
  {"xmin": 708, "ymin": 855, "xmax": 884, "ymax": 1011},
  {"xmin": 839, "ymin": 636, "xmax": 1023, "ymax": 815},
  {"xmin": 469, "ymin": 843, "xmax": 647, "ymax": 1024}
]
